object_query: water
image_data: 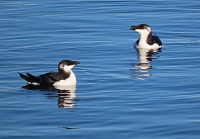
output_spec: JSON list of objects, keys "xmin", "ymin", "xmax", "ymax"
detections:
[{"xmin": 1, "ymin": 0, "xmax": 200, "ymax": 138}]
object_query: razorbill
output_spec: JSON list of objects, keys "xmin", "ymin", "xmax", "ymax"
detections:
[
  {"xmin": 19, "ymin": 60, "xmax": 80, "ymax": 87},
  {"xmin": 130, "ymin": 24, "xmax": 162, "ymax": 50}
]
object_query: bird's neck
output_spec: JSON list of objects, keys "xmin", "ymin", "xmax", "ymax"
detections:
[
  {"xmin": 59, "ymin": 69, "xmax": 71, "ymax": 78},
  {"xmin": 65, "ymin": 70, "xmax": 77, "ymax": 85},
  {"xmin": 140, "ymin": 32, "xmax": 153, "ymax": 45}
]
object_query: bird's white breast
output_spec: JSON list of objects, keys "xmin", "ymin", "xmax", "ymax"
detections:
[
  {"xmin": 53, "ymin": 71, "xmax": 77, "ymax": 87},
  {"xmin": 135, "ymin": 40, "xmax": 162, "ymax": 50}
]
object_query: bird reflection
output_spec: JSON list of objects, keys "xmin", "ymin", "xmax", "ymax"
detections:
[
  {"xmin": 131, "ymin": 48, "xmax": 161, "ymax": 80},
  {"xmin": 22, "ymin": 84, "xmax": 76, "ymax": 108},
  {"xmin": 56, "ymin": 85, "xmax": 76, "ymax": 108}
]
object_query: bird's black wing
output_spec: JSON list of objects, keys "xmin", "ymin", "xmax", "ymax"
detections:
[
  {"xmin": 135, "ymin": 39, "xmax": 139, "ymax": 45},
  {"xmin": 134, "ymin": 39, "xmax": 140, "ymax": 48},
  {"xmin": 152, "ymin": 34, "xmax": 162, "ymax": 46},
  {"xmin": 39, "ymin": 72, "xmax": 70, "ymax": 86},
  {"xmin": 19, "ymin": 72, "xmax": 41, "ymax": 84}
]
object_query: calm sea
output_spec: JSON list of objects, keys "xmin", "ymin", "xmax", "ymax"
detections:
[{"xmin": 1, "ymin": 0, "xmax": 200, "ymax": 138}]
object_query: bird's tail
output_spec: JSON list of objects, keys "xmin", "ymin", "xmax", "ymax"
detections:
[{"xmin": 18, "ymin": 73, "xmax": 41, "ymax": 85}]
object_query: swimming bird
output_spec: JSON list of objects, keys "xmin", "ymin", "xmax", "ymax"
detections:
[
  {"xmin": 19, "ymin": 60, "xmax": 80, "ymax": 87},
  {"xmin": 130, "ymin": 24, "xmax": 162, "ymax": 50}
]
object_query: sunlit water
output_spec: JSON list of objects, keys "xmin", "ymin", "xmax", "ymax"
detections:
[{"xmin": 1, "ymin": 0, "xmax": 200, "ymax": 138}]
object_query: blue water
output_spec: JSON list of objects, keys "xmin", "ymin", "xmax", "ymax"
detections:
[{"xmin": 1, "ymin": 0, "xmax": 200, "ymax": 138}]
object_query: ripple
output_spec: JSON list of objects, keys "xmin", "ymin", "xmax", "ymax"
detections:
[{"xmin": 1, "ymin": 0, "xmax": 200, "ymax": 138}]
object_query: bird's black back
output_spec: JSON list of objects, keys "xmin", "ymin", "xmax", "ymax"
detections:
[
  {"xmin": 152, "ymin": 34, "xmax": 162, "ymax": 46},
  {"xmin": 39, "ymin": 72, "xmax": 70, "ymax": 86}
]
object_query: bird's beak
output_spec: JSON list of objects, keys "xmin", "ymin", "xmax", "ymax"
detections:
[
  {"xmin": 130, "ymin": 25, "xmax": 137, "ymax": 30},
  {"xmin": 74, "ymin": 61, "xmax": 80, "ymax": 65}
]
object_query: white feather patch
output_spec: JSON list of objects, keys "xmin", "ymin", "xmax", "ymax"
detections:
[
  {"xmin": 28, "ymin": 82, "xmax": 40, "ymax": 86},
  {"xmin": 53, "ymin": 71, "xmax": 76, "ymax": 87}
]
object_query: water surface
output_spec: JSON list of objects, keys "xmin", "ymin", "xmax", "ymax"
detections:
[{"xmin": 1, "ymin": 0, "xmax": 200, "ymax": 138}]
